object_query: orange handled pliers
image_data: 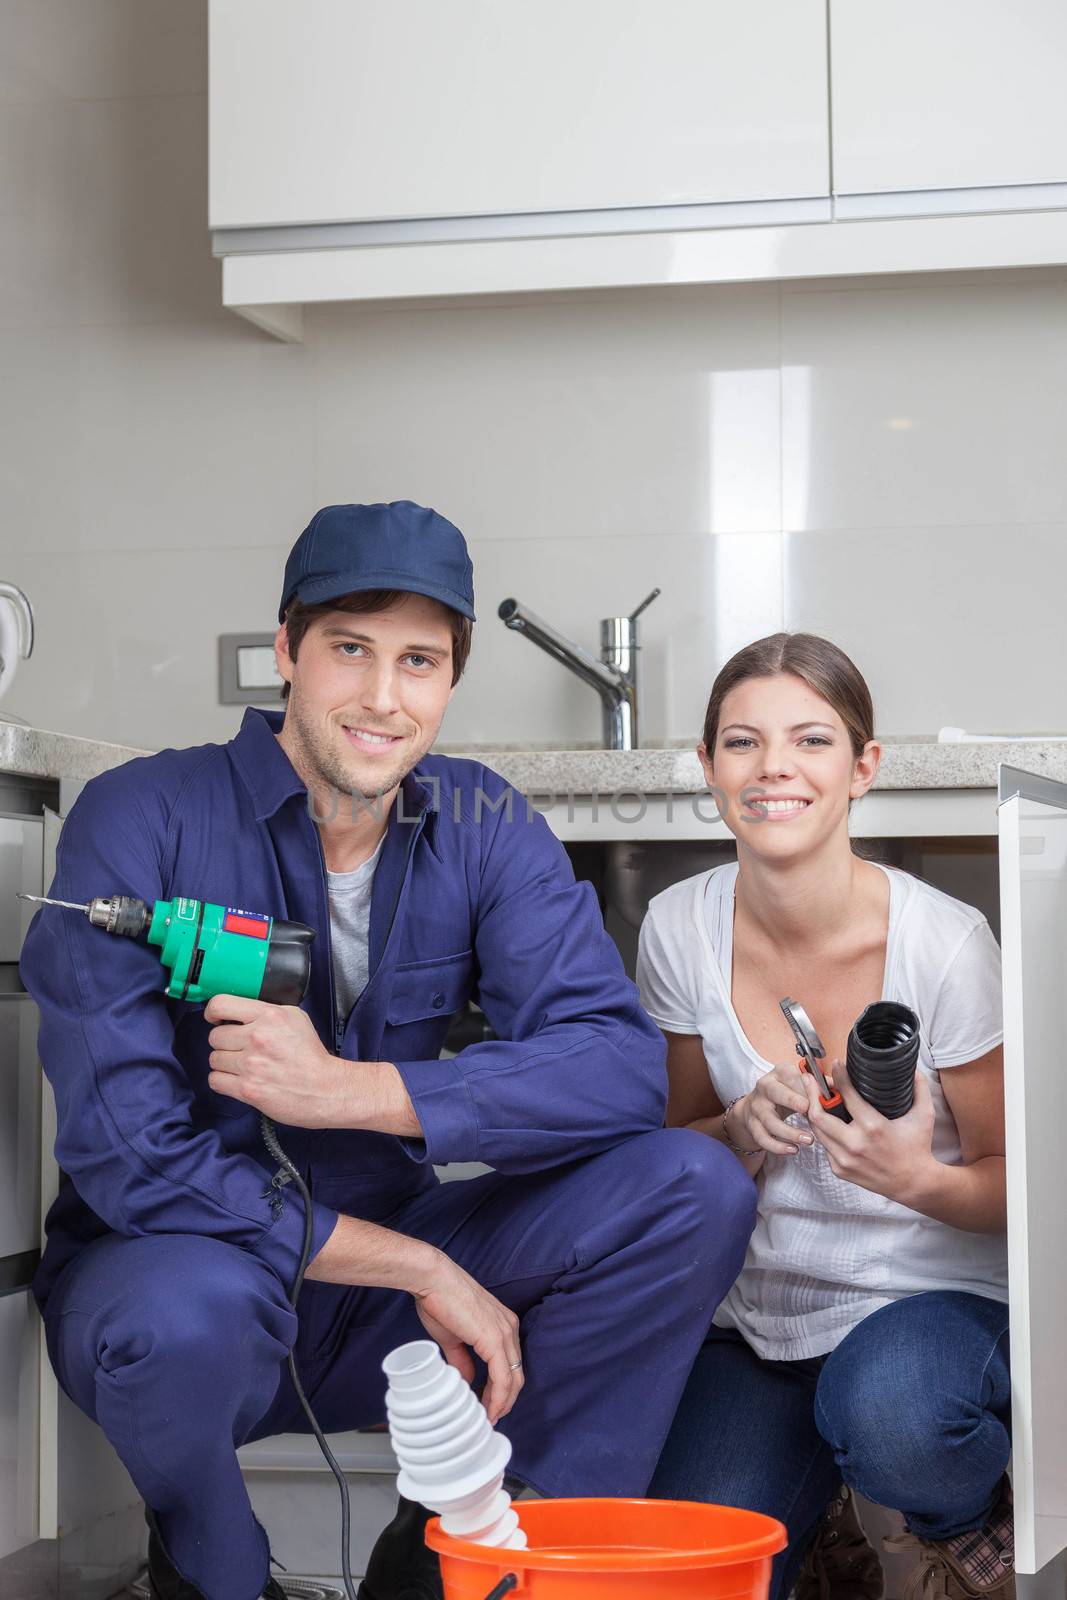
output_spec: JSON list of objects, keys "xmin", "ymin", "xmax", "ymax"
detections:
[{"xmin": 779, "ymin": 997, "xmax": 852, "ymax": 1123}]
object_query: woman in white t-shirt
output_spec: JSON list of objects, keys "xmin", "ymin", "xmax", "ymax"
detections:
[{"xmin": 637, "ymin": 633, "xmax": 1010, "ymax": 1600}]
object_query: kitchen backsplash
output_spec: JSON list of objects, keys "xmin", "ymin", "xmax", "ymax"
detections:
[{"xmin": 1, "ymin": 2, "xmax": 1065, "ymax": 754}]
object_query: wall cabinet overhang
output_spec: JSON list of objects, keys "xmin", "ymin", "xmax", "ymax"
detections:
[{"xmin": 209, "ymin": 0, "xmax": 1067, "ymax": 337}]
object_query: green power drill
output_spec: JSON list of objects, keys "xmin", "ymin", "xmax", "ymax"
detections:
[
  {"xmin": 18, "ymin": 887, "xmax": 317, "ymax": 1223},
  {"xmin": 20, "ymin": 891, "xmax": 315, "ymax": 1005}
]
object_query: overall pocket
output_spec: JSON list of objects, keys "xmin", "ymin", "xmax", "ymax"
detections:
[{"xmin": 386, "ymin": 949, "xmax": 474, "ymax": 1026}]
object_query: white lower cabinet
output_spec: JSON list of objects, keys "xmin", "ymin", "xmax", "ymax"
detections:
[
  {"xmin": 0, "ymin": 1290, "xmax": 40, "ymax": 1561},
  {"xmin": 998, "ymin": 766, "xmax": 1067, "ymax": 1573},
  {"xmin": 0, "ymin": 811, "xmax": 45, "ymax": 1565},
  {"xmin": 0, "ymin": 997, "xmax": 40, "ymax": 1261}
]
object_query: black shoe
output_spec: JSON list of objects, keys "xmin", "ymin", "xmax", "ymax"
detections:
[
  {"xmin": 357, "ymin": 1495, "xmax": 442, "ymax": 1600},
  {"xmin": 145, "ymin": 1504, "xmax": 288, "ymax": 1600}
]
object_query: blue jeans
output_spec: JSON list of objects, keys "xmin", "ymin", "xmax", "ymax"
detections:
[{"xmin": 650, "ymin": 1291, "xmax": 1011, "ymax": 1600}]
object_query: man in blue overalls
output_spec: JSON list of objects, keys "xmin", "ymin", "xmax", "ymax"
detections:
[{"xmin": 21, "ymin": 503, "xmax": 756, "ymax": 1600}]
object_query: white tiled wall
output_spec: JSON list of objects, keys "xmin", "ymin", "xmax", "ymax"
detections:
[{"xmin": 1, "ymin": 0, "xmax": 1066, "ymax": 757}]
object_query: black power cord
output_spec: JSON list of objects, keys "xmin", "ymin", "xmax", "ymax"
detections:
[
  {"xmin": 258, "ymin": 1118, "xmax": 518, "ymax": 1600},
  {"xmin": 259, "ymin": 1116, "xmax": 360, "ymax": 1600}
]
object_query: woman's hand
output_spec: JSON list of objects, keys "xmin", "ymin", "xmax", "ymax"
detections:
[
  {"xmin": 730, "ymin": 1064, "xmax": 817, "ymax": 1156},
  {"xmin": 804, "ymin": 1058, "xmax": 937, "ymax": 1204}
]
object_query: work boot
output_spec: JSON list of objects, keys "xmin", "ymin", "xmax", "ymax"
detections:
[
  {"xmin": 883, "ymin": 1479, "xmax": 1015, "ymax": 1600},
  {"xmin": 357, "ymin": 1495, "xmax": 442, "ymax": 1600},
  {"xmin": 796, "ymin": 1486, "xmax": 884, "ymax": 1600},
  {"xmin": 145, "ymin": 1504, "xmax": 288, "ymax": 1600}
]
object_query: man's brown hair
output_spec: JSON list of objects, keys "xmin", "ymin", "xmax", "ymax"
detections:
[{"xmin": 280, "ymin": 590, "xmax": 473, "ymax": 700}]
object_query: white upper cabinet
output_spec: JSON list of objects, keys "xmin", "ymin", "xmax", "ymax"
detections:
[
  {"xmin": 830, "ymin": 0, "xmax": 1067, "ymax": 197},
  {"xmin": 211, "ymin": 0, "xmax": 1067, "ymax": 321},
  {"xmin": 209, "ymin": 0, "xmax": 830, "ymax": 230}
]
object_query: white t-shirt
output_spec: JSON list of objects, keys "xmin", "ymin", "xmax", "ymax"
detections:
[{"xmin": 636, "ymin": 861, "xmax": 1008, "ymax": 1360}]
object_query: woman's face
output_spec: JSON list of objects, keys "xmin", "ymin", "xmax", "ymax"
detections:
[{"xmin": 699, "ymin": 671, "xmax": 879, "ymax": 861}]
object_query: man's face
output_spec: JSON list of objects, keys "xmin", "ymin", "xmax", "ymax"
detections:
[{"xmin": 275, "ymin": 593, "xmax": 457, "ymax": 802}]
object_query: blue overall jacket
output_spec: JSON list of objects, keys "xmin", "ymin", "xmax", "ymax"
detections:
[{"xmin": 21, "ymin": 708, "xmax": 667, "ymax": 1310}]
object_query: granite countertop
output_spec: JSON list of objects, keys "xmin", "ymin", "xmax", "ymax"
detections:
[
  {"xmin": 444, "ymin": 738, "xmax": 1067, "ymax": 794},
  {"xmin": 2, "ymin": 718, "xmax": 1066, "ymax": 793},
  {"xmin": 0, "ymin": 720, "xmax": 149, "ymax": 781}
]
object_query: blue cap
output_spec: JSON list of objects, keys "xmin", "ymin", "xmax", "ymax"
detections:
[{"xmin": 278, "ymin": 501, "xmax": 476, "ymax": 624}]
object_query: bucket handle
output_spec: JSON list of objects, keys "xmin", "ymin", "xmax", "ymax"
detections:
[{"xmin": 482, "ymin": 1576, "xmax": 518, "ymax": 1600}]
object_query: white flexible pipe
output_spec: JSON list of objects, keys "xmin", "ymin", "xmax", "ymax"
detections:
[{"xmin": 383, "ymin": 1341, "xmax": 527, "ymax": 1550}]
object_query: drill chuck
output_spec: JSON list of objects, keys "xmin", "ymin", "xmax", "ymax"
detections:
[{"xmin": 85, "ymin": 896, "xmax": 151, "ymax": 938}]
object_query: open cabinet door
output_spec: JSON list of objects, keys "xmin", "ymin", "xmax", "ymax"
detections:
[
  {"xmin": 36, "ymin": 803, "xmax": 144, "ymax": 1576},
  {"xmin": 36, "ymin": 806, "xmax": 61, "ymax": 1541},
  {"xmin": 998, "ymin": 765, "xmax": 1067, "ymax": 1574},
  {"xmin": 0, "ymin": 811, "xmax": 44, "ymax": 1560}
]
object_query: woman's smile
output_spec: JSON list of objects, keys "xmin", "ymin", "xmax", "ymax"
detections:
[{"xmin": 745, "ymin": 795, "xmax": 814, "ymax": 821}]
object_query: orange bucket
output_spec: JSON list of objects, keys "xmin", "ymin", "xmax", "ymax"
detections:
[{"xmin": 426, "ymin": 1497, "xmax": 787, "ymax": 1600}]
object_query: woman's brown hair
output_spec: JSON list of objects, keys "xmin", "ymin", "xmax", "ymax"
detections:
[
  {"xmin": 280, "ymin": 589, "xmax": 473, "ymax": 700},
  {"xmin": 702, "ymin": 632, "xmax": 874, "ymax": 759}
]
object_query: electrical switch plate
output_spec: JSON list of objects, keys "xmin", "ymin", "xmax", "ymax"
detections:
[{"xmin": 218, "ymin": 633, "xmax": 284, "ymax": 704}]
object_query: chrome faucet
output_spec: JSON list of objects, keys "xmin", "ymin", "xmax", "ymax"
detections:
[{"xmin": 497, "ymin": 589, "xmax": 660, "ymax": 750}]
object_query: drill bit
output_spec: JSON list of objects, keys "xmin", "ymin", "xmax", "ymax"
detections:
[{"xmin": 19, "ymin": 893, "xmax": 91, "ymax": 912}]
